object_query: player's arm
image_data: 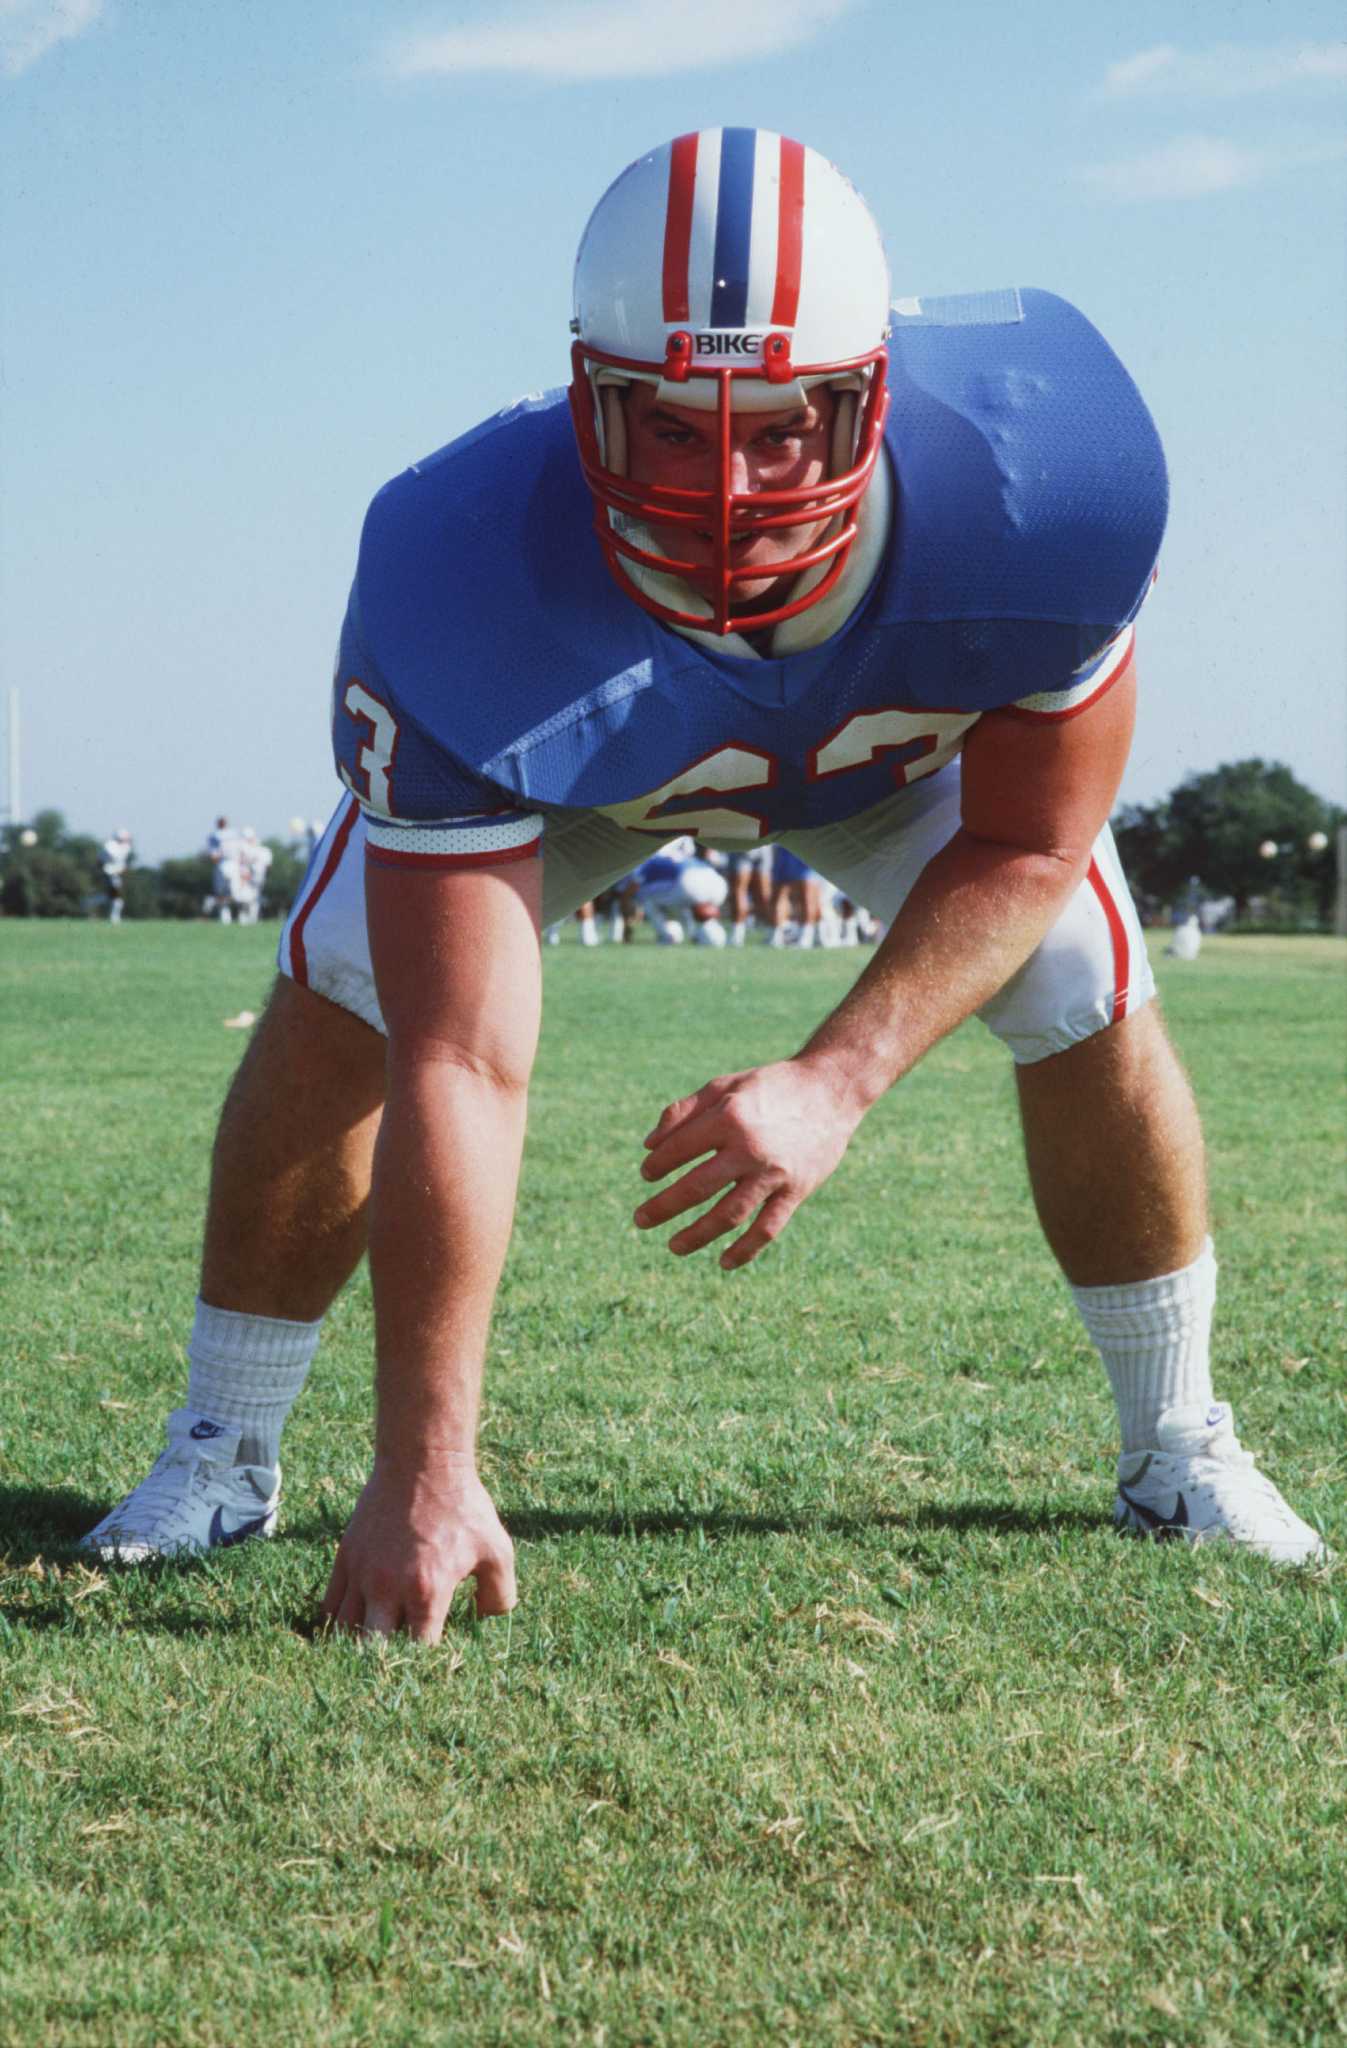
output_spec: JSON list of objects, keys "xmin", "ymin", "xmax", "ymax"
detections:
[
  {"xmin": 637, "ymin": 666, "xmax": 1136, "ymax": 1266},
  {"xmin": 798, "ymin": 660, "xmax": 1137, "ymax": 1102},
  {"xmin": 320, "ymin": 848, "xmax": 542, "ymax": 1643}
]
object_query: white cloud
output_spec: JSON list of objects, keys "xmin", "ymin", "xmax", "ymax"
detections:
[
  {"xmin": 1098, "ymin": 40, "xmax": 1347, "ymax": 101},
  {"xmin": 0, "ymin": 0, "xmax": 103, "ymax": 78},
  {"xmin": 387, "ymin": 0, "xmax": 858, "ymax": 82},
  {"xmin": 1079, "ymin": 131, "xmax": 1347, "ymax": 202}
]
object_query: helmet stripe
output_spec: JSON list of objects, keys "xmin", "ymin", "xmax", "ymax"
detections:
[
  {"xmin": 710, "ymin": 126, "xmax": 756, "ymax": 328},
  {"xmin": 771, "ymin": 136, "xmax": 805, "ymax": 327},
  {"xmin": 662, "ymin": 132, "xmax": 699, "ymax": 323}
]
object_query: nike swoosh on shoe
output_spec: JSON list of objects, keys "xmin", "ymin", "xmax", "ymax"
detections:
[
  {"xmin": 208, "ymin": 1506, "xmax": 273, "ymax": 1549},
  {"xmin": 1117, "ymin": 1485, "xmax": 1189, "ymax": 1539}
]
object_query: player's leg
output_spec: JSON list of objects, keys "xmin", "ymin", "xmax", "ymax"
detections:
[
  {"xmin": 782, "ymin": 776, "xmax": 1327, "ymax": 1562},
  {"xmin": 81, "ymin": 974, "xmax": 385, "ymax": 1560},
  {"xmin": 767, "ymin": 871, "xmax": 796, "ymax": 946},
  {"xmin": 200, "ymin": 976, "xmax": 384, "ymax": 1322},
  {"xmin": 83, "ymin": 801, "xmax": 387, "ymax": 1559},
  {"xmin": 728, "ymin": 857, "xmax": 750, "ymax": 945},
  {"xmin": 1014, "ymin": 1003, "xmax": 1206, "ymax": 1289},
  {"xmin": 997, "ymin": 888, "xmax": 1324, "ymax": 1560},
  {"xmin": 798, "ymin": 874, "xmax": 824, "ymax": 948}
]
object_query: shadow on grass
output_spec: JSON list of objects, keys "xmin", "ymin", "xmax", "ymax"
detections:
[
  {"xmin": 1, "ymin": 1482, "xmax": 1103, "ymax": 1568},
  {"xmin": 498, "ymin": 1500, "xmax": 1104, "ymax": 1544},
  {"xmin": 1, "ymin": 1485, "xmax": 1104, "ymax": 1640},
  {"xmin": 0, "ymin": 1482, "xmax": 107, "ymax": 1553},
  {"xmin": 1, "ymin": 1600, "xmax": 266, "ymax": 1637}
]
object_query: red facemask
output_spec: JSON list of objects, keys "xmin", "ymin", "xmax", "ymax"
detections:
[{"xmin": 570, "ymin": 331, "xmax": 890, "ymax": 637}]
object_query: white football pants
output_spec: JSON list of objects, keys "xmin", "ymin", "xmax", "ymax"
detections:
[{"xmin": 278, "ymin": 764, "xmax": 1153, "ymax": 1064}]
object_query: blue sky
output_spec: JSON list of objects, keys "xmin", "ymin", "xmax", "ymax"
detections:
[{"xmin": 3, "ymin": 0, "xmax": 1344, "ymax": 858}]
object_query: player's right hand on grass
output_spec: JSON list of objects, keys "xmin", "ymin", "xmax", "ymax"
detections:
[{"xmin": 319, "ymin": 1455, "xmax": 516, "ymax": 1643}]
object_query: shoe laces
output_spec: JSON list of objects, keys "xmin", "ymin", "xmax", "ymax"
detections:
[
  {"xmin": 100, "ymin": 1440, "xmax": 241, "ymax": 1545},
  {"xmin": 1177, "ymin": 1441, "xmax": 1309, "ymax": 1533}
]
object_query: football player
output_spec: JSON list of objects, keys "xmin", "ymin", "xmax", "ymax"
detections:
[
  {"xmin": 727, "ymin": 844, "xmax": 775, "ymax": 945},
  {"xmin": 236, "ymin": 828, "xmax": 273, "ymax": 926},
  {"xmin": 625, "ymin": 836, "xmax": 731, "ymax": 946},
  {"xmin": 768, "ymin": 847, "xmax": 829, "ymax": 948},
  {"xmin": 205, "ymin": 815, "xmax": 242, "ymax": 925},
  {"xmin": 100, "ymin": 828, "xmax": 133, "ymax": 924},
  {"xmin": 83, "ymin": 130, "xmax": 1327, "ymax": 1617}
]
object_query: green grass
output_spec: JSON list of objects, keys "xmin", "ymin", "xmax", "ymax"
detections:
[{"xmin": 1, "ymin": 921, "xmax": 1344, "ymax": 2047}]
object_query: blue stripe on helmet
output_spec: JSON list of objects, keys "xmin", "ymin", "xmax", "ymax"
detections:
[{"xmin": 710, "ymin": 127, "xmax": 756, "ymax": 328}]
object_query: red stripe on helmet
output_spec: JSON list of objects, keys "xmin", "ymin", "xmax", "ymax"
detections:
[
  {"xmin": 662, "ymin": 133, "xmax": 699, "ymax": 323},
  {"xmin": 770, "ymin": 136, "xmax": 805, "ymax": 327}
]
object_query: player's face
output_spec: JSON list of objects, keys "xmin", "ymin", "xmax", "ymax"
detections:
[{"xmin": 623, "ymin": 382, "xmax": 838, "ymax": 618}]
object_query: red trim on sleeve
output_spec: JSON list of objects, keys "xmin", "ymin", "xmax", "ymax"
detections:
[
  {"xmin": 365, "ymin": 836, "xmax": 540, "ymax": 872},
  {"xmin": 662, "ymin": 134, "xmax": 699, "ymax": 324},
  {"xmin": 771, "ymin": 137, "xmax": 805, "ymax": 327},
  {"xmin": 1087, "ymin": 856, "xmax": 1131, "ymax": 1024},
  {"xmin": 287, "ymin": 795, "xmax": 360, "ymax": 988},
  {"xmin": 1001, "ymin": 639, "xmax": 1135, "ymax": 724}
]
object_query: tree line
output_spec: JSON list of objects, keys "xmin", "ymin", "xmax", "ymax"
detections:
[
  {"xmin": 1112, "ymin": 760, "xmax": 1342, "ymax": 927},
  {"xmin": 1, "ymin": 759, "xmax": 1342, "ymax": 925}
]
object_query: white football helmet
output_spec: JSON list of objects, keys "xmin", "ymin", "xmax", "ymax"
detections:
[{"xmin": 569, "ymin": 128, "xmax": 891, "ymax": 636}]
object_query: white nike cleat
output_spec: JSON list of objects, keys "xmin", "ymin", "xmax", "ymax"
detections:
[
  {"xmin": 1115, "ymin": 1403, "xmax": 1329, "ymax": 1565},
  {"xmin": 81, "ymin": 1409, "xmax": 280, "ymax": 1563}
]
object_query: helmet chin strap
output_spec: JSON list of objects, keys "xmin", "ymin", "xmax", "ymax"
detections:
[{"xmin": 597, "ymin": 379, "xmax": 890, "ymax": 658}]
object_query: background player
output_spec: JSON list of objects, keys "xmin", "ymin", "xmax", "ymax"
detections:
[
  {"xmin": 768, "ymin": 847, "xmax": 829, "ymax": 948},
  {"xmin": 727, "ymin": 845, "xmax": 774, "ymax": 946},
  {"xmin": 204, "ymin": 815, "xmax": 242, "ymax": 924},
  {"xmin": 100, "ymin": 828, "xmax": 133, "ymax": 923},
  {"xmin": 236, "ymin": 827, "xmax": 273, "ymax": 925},
  {"xmin": 622, "ymin": 837, "xmax": 730, "ymax": 946},
  {"xmin": 84, "ymin": 130, "xmax": 1328, "ymax": 1620}
]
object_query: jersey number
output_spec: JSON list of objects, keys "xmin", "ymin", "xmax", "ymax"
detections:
[
  {"xmin": 338, "ymin": 681, "xmax": 398, "ymax": 812},
  {"xmin": 605, "ymin": 708, "xmax": 975, "ymax": 841}
]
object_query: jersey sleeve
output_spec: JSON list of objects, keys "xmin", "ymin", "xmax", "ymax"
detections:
[
  {"xmin": 330, "ymin": 587, "xmax": 543, "ymax": 870},
  {"xmin": 1003, "ymin": 613, "xmax": 1138, "ymax": 723}
]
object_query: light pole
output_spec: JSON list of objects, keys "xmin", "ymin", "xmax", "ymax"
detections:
[{"xmin": 4, "ymin": 688, "xmax": 19, "ymax": 830}]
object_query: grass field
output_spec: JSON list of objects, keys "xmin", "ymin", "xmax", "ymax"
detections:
[{"xmin": 1, "ymin": 921, "xmax": 1344, "ymax": 2047}]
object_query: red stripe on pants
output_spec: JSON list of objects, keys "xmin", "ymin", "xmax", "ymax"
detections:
[
  {"xmin": 1087, "ymin": 855, "xmax": 1130, "ymax": 1024},
  {"xmin": 287, "ymin": 795, "xmax": 360, "ymax": 988}
]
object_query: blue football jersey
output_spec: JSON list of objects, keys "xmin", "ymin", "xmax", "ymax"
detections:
[{"xmin": 332, "ymin": 288, "xmax": 1166, "ymax": 862}]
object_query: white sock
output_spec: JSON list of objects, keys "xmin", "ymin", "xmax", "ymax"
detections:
[
  {"xmin": 186, "ymin": 1297, "xmax": 322, "ymax": 1471},
  {"xmin": 1070, "ymin": 1238, "xmax": 1217, "ymax": 1454}
]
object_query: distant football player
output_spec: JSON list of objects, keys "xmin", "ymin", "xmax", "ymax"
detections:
[
  {"xmin": 84, "ymin": 130, "xmax": 1328, "ymax": 1614},
  {"xmin": 205, "ymin": 816, "xmax": 241, "ymax": 925},
  {"xmin": 625, "ymin": 835, "xmax": 730, "ymax": 946},
  {"xmin": 768, "ymin": 847, "xmax": 829, "ymax": 948},
  {"xmin": 1165, "ymin": 914, "xmax": 1202, "ymax": 961},
  {"xmin": 236, "ymin": 828, "xmax": 273, "ymax": 926},
  {"xmin": 100, "ymin": 828, "xmax": 133, "ymax": 924},
  {"xmin": 727, "ymin": 845, "xmax": 775, "ymax": 946}
]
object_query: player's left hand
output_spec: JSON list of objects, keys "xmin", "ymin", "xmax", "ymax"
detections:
[{"xmin": 635, "ymin": 1057, "xmax": 862, "ymax": 1269}]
